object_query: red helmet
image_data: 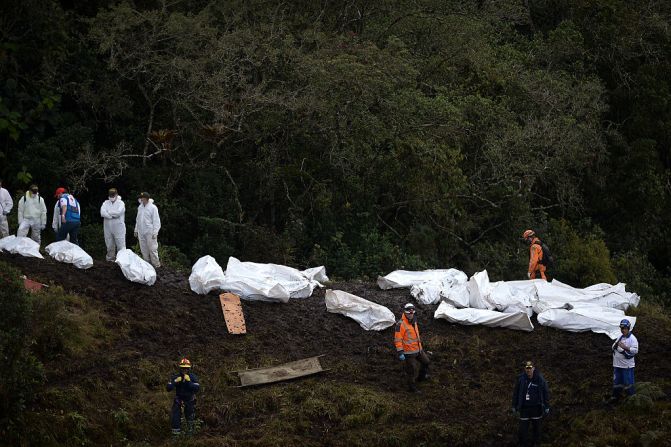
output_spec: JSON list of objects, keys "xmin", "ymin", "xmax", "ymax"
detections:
[
  {"xmin": 522, "ymin": 229, "xmax": 535, "ymax": 239},
  {"xmin": 179, "ymin": 358, "xmax": 191, "ymax": 368}
]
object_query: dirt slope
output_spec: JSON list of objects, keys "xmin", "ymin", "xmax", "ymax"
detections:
[{"xmin": 3, "ymin": 252, "xmax": 670, "ymax": 446}]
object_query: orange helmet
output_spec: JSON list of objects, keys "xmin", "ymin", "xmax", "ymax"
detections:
[
  {"xmin": 522, "ymin": 229, "xmax": 535, "ymax": 239},
  {"xmin": 179, "ymin": 358, "xmax": 192, "ymax": 368}
]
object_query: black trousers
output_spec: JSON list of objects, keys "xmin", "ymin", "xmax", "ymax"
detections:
[
  {"xmin": 404, "ymin": 351, "xmax": 430, "ymax": 387},
  {"xmin": 518, "ymin": 405, "xmax": 543, "ymax": 446},
  {"xmin": 171, "ymin": 397, "xmax": 195, "ymax": 432}
]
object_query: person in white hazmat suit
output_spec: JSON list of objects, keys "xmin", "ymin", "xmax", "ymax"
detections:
[
  {"xmin": 0, "ymin": 178, "xmax": 13, "ymax": 238},
  {"xmin": 100, "ymin": 188, "xmax": 126, "ymax": 261},
  {"xmin": 134, "ymin": 191, "xmax": 161, "ymax": 268},
  {"xmin": 51, "ymin": 201, "xmax": 68, "ymax": 240},
  {"xmin": 17, "ymin": 184, "xmax": 47, "ymax": 244}
]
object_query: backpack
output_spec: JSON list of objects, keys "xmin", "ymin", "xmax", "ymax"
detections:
[{"xmin": 534, "ymin": 241, "xmax": 554, "ymax": 268}]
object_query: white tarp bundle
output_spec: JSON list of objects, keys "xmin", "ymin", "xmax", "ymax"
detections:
[
  {"xmin": 378, "ymin": 265, "xmax": 641, "ymax": 336},
  {"xmin": 189, "ymin": 255, "xmax": 225, "ymax": 295},
  {"xmin": 115, "ymin": 249, "xmax": 156, "ymax": 286},
  {"xmin": 468, "ymin": 270, "xmax": 492, "ymax": 309},
  {"xmin": 442, "ymin": 283, "xmax": 470, "ymax": 308},
  {"xmin": 377, "ymin": 268, "xmax": 467, "ymax": 290},
  {"xmin": 535, "ymin": 280, "xmax": 639, "ymax": 311},
  {"xmin": 45, "ymin": 240, "xmax": 93, "ymax": 269},
  {"xmin": 537, "ymin": 304, "xmax": 636, "ymax": 339},
  {"xmin": 0, "ymin": 235, "xmax": 44, "ymax": 258},
  {"xmin": 434, "ymin": 301, "xmax": 534, "ymax": 331},
  {"xmin": 302, "ymin": 266, "xmax": 329, "ymax": 282},
  {"xmin": 0, "ymin": 235, "xmax": 18, "ymax": 251},
  {"xmin": 219, "ymin": 257, "xmax": 328, "ymax": 303},
  {"xmin": 410, "ymin": 282, "xmax": 444, "ymax": 305},
  {"xmin": 381, "ymin": 268, "xmax": 468, "ymax": 306},
  {"xmin": 325, "ymin": 289, "xmax": 395, "ymax": 331}
]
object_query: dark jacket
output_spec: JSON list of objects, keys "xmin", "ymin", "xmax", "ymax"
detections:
[
  {"xmin": 166, "ymin": 371, "xmax": 200, "ymax": 401},
  {"xmin": 512, "ymin": 370, "xmax": 549, "ymax": 410}
]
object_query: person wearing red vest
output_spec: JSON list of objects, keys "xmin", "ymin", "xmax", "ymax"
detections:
[
  {"xmin": 394, "ymin": 303, "xmax": 430, "ymax": 392},
  {"xmin": 523, "ymin": 229, "xmax": 547, "ymax": 280}
]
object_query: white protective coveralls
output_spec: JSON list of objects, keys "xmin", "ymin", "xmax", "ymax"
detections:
[
  {"xmin": 17, "ymin": 192, "xmax": 47, "ymax": 244},
  {"xmin": 100, "ymin": 196, "xmax": 126, "ymax": 261},
  {"xmin": 51, "ymin": 202, "xmax": 69, "ymax": 241},
  {"xmin": 134, "ymin": 199, "xmax": 161, "ymax": 267},
  {"xmin": 0, "ymin": 186, "xmax": 13, "ymax": 237}
]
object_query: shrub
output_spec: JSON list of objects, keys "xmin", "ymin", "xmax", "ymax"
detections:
[
  {"xmin": 547, "ymin": 219, "xmax": 617, "ymax": 286},
  {"xmin": 0, "ymin": 261, "xmax": 45, "ymax": 441},
  {"xmin": 78, "ymin": 223, "xmax": 108, "ymax": 260},
  {"xmin": 613, "ymin": 251, "xmax": 671, "ymax": 306}
]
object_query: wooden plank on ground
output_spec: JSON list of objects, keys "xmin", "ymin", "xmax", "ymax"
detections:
[
  {"xmin": 219, "ymin": 293, "xmax": 247, "ymax": 334},
  {"xmin": 237, "ymin": 355, "xmax": 326, "ymax": 387},
  {"xmin": 22, "ymin": 276, "xmax": 46, "ymax": 292}
]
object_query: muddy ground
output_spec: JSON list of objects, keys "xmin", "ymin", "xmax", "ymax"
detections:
[{"xmin": 3, "ymin": 252, "xmax": 670, "ymax": 446}]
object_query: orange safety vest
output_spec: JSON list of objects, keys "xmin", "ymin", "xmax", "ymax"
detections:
[
  {"xmin": 528, "ymin": 237, "xmax": 547, "ymax": 279},
  {"xmin": 394, "ymin": 314, "xmax": 423, "ymax": 355}
]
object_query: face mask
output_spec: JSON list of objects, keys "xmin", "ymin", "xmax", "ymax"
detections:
[{"xmin": 109, "ymin": 196, "xmax": 117, "ymax": 202}]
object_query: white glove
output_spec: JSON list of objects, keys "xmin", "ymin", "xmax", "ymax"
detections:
[{"xmin": 527, "ymin": 272, "xmax": 531, "ymax": 279}]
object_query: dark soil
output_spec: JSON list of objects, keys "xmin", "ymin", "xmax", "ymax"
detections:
[{"xmin": 3, "ymin": 252, "xmax": 671, "ymax": 446}]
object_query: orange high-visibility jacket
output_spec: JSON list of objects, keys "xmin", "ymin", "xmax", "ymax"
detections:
[
  {"xmin": 528, "ymin": 237, "xmax": 544, "ymax": 274},
  {"xmin": 394, "ymin": 314, "xmax": 422, "ymax": 355}
]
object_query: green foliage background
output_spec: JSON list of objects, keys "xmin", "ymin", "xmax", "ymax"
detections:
[{"xmin": 0, "ymin": 0, "xmax": 669, "ymax": 301}]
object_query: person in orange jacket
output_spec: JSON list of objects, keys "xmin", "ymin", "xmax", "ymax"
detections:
[
  {"xmin": 523, "ymin": 229, "xmax": 547, "ymax": 280},
  {"xmin": 394, "ymin": 303, "xmax": 430, "ymax": 392}
]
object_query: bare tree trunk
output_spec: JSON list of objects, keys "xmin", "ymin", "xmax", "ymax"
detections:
[{"xmin": 138, "ymin": 81, "xmax": 156, "ymax": 167}]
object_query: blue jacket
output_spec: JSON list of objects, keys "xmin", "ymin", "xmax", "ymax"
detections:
[
  {"xmin": 512, "ymin": 370, "xmax": 549, "ymax": 410},
  {"xmin": 166, "ymin": 372, "xmax": 200, "ymax": 401}
]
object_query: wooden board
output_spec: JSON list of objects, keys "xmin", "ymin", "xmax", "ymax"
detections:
[
  {"xmin": 219, "ymin": 293, "xmax": 247, "ymax": 334},
  {"xmin": 23, "ymin": 277, "xmax": 45, "ymax": 292},
  {"xmin": 237, "ymin": 356, "xmax": 326, "ymax": 387}
]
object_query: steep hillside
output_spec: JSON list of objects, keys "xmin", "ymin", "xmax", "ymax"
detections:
[{"xmin": 2, "ymin": 253, "xmax": 670, "ymax": 447}]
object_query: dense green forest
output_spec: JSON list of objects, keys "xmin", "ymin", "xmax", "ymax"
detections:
[{"xmin": 1, "ymin": 0, "xmax": 670, "ymax": 299}]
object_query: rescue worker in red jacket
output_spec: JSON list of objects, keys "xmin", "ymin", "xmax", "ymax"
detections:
[
  {"xmin": 394, "ymin": 303, "xmax": 430, "ymax": 392},
  {"xmin": 523, "ymin": 229, "xmax": 546, "ymax": 280}
]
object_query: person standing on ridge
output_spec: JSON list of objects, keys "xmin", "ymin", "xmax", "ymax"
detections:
[
  {"xmin": 166, "ymin": 358, "xmax": 200, "ymax": 436},
  {"xmin": 611, "ymin": 318, "xmax": 639, "ymax": 402},
  {"xmin": 100, "ymin": 188, "xmax": 126, "ymax": 261},
  {"xmin": 394, "ymin": 303, "xmax": 430, "ymax": 393},
  {"xmin": 17, "ymin": 184, "xmax": 47, "ymax": 245},
  {"xmin": 522, "ymin": 229, "xmax": 548, "ymax": 280},
  {"xmin": 55, "ymin": 187, "xmax": 82, "ymax": 245},
  {"xmin": 512, "ymin": 360, "xmax": 550, "ymax": 447},
  {"xmin": 0, "ymin": 178, "xmax": 13, "ymax": 238},
  {"xmin": 134, "ymin": 192, "xmax": 161, "ymax": 267}
]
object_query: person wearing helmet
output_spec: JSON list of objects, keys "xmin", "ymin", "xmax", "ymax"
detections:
[
  {"xmin": 522, "ymin": 229, "xmax": 547, "ymax": 280},
  {"xmin": 394, "ymin": 303, "xmax": 430, "ymax": 392},
  {"xmin": 17, "ymin": 184, "xmax": 47, "ymax": 245},
  {"xmin": 166, "ymin": 358, "xmax": 200, "ymax": 436},
  {"xmin": 512, "ymin": 360, "xmax": 550, "ymax": 447},
  {"xmin": 611, "ymin": 319, "xmax": 639, "ymax": 402}
]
